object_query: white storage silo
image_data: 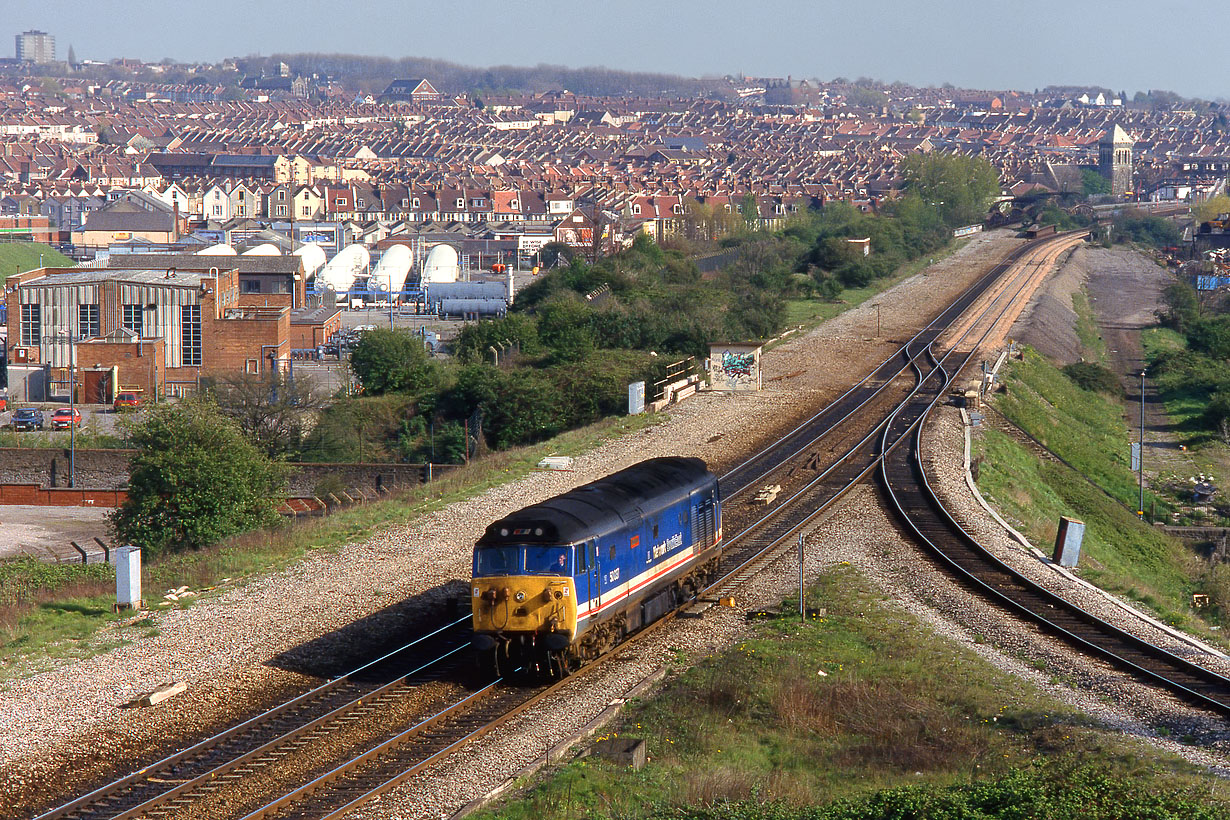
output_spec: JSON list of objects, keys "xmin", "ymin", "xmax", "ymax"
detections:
[
  {"xmin": 241, "ymin": 243, "xmax": 282, "ymax": 256},
  {"xmin": 372, "ymin": 244, "xmax": 413, "ymax": 296},
  {"xmin": 316, "ymin": 243, "xmax": 370, "ymax": 295},
  {"xmin": 293, "ymin": 243, "xmax": 327, "ymax": 279},
  {"xmin": 196, "ymin": 243, "xmax": 236, "ymax": 255},
  {"xmin": 421, "ymin": 244, "xmax": 459, "ymax": 283}
]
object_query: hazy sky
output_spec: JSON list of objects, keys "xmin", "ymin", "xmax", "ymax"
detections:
[{"xmin": 4, "ymin": 0, "xmax": 1224, "ymax": 100}]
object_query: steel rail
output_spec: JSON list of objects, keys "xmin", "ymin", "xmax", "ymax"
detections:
[
  {"xmin": 721, "ymin": 230, "xmax": 1085, "ymax": 500},
  {"xmin": 34, "ymin": 615, "xmax": 473, "ymax": 820},
  {"xmin": 876, "ymin": 332, "xmax": 1230, "ymax": 715},
  {"xmin": 36, "ymin": 230, "xmax": 1091, "ymax": 820}
]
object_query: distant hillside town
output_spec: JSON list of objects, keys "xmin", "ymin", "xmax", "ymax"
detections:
[{"xmin": 1, "ymin": 35, "xmax": 1227, "ymax": 405}]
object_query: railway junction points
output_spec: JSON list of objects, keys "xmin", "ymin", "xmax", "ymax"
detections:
[{"xmin": 5, "ymin": 229, "xmax": 1229, "ymax": 818}]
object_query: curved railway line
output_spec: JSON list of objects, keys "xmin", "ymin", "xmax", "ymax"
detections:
[{"xmin": 34, "ymin": 227, "xmax": 1229, "ymax": 820}]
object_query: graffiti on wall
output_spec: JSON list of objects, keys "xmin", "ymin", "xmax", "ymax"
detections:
[
  {"xmin": 721, "ymin": 351, "xmax": 755, "ymax": 379},
  {"xmin": 709, "ymin": 344, "xmax": 762, "ymax": 391}
]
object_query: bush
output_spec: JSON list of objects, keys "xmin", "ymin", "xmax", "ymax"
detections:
[
  {"xmin": 1061, "ymin": 362, "xmax": 1123, "ymax": 396},
  {"xmin": 349, "ymin": 327, "xmax": 436, "ymax": 395},
  {"xmin": 110, "ymin": 402, "xmax": 287, "ymax": 555}
]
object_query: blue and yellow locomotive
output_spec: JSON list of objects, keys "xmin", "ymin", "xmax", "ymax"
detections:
[{"xmin": 471, "ymin": 457, "xmax": 722, "ymax": 676}]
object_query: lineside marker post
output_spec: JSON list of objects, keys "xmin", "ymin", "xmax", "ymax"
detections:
[{"xmin": 798, "ymin": 533, "xmax": 805, "ymax": 623}]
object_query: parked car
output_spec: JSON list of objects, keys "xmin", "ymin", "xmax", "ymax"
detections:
[
  {"xmin": 12, "ymin": 408, "xmax": 44, "ymax": 431},
  {"xmin": 51, "ymin": 407, "xmax": 82, "ymax": 429},
  {"xmin": 113, "ymin": 392, "xmax": 142, "ymax": 411},
  {"xmin": 0, "ymin": 394, "xmax": 7, "ymax": 412}
]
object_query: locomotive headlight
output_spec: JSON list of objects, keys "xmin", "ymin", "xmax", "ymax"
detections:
[{"xmin": 514, "ymin": 590, "xmax": 526, "ymax": 602}]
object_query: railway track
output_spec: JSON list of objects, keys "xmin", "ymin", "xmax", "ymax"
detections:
[
  {"xmin": 878, "ymin": 347, "xmax": 1230, "ymax": 715},
  {"xmin": 34, "ymin": 229, "xmax": 1117, "ymax": 820},
  {"xmin": 35, "ymin": 617, "xmax": 475, "ymax": 820}
]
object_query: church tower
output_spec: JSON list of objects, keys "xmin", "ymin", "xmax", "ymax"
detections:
[{"xmin": 1098, "ymin": 125, "xmax": 1134, "ymax": 197}]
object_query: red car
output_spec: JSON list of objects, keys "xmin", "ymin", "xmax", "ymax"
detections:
[
  {"xmin": 51, "ymin": 407, "xmax": 82, "ymax": 429},
  {"xmin": 113, "ymin": 392, "xmax": 142, "ymax": 411}
]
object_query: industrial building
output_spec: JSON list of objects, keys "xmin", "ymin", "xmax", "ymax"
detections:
[{"xmin": 4, "ymin": 261, "xmax": 338, "ymax": 402}]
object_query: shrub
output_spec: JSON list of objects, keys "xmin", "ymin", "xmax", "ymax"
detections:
[
  {"xmin": 1061, "ymin": 362, "xmax": 1123, "ymax": 395},
  {"xmin": 109, "ymin": 402, "xmax": 287, "ymax": 556}
]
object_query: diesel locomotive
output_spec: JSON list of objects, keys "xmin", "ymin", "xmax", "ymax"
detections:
[{"xmin": 471, "ymin": 457, "xmax": 722, "ymax": 676}]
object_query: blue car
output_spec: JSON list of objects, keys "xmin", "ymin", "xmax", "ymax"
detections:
[{"xmin": 11, "ymin": 408, "xmax": 45, "ymax": 431}]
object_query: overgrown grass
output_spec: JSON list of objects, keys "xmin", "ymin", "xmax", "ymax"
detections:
[
  {"xmin": 994, "ymin": 347, "xmax": 1150, "ymax": 506},
  {"xmin": 1142, "ymin": 326, "xmax": 1216, "ymax": 438},
  {"xmin": 1072, "ymin": 290, "xmax": 1106, "ymax": 362},
  {"xmin": 981, "ymin": 347, "xmax": 1225, "ymax": 635},
  {"xmin": 0, "ymin": 411, "xmax": 665, "ymax": 678},
  {"xmin": 0, "ymin": 430, "xmax": 126, "ymax": 449},
  {"xmin": 784, "ymin": 239, "xmax": 971, "ymax": 327},
  {"xmin": 473, "ymin": 566, "xmax": 1227, "ymax": 819}
]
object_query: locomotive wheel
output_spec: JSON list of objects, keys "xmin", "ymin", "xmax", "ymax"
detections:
[{"xmin": 550, "ymin": 650, "xmax": 571, "ymax": 679}]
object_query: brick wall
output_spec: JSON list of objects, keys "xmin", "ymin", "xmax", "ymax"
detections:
[{"xmin": 0, "ymin": 484, "xmax": 127, "ymax": 506}]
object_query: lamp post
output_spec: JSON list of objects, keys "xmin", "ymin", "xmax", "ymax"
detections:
[
  {"xmin": 57, "ymin": 328, "xmax": 76, "ymax": 488},
  {"xmin": 1138, "ymin": 370, "xmax": 1146, "ymax": 518}
]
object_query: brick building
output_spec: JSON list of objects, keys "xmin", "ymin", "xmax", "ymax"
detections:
[{"xmin": 4, "ymin": 265, "xmax": 297, "ymax": 402}]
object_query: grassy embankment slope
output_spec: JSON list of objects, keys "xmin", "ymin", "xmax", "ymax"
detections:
[
  {"xmin": 0, "ymin": 242, "xmax": 71, "ymax": 285},
  {"xmin": 473, "ymin": 567, "xmax": 1227, "ymax": 820},
  {"xmin": 977, "ymin": 339, "xmax": 1223, "ymax": 639}
]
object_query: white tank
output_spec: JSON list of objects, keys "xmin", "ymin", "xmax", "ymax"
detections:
[
  {"xmin": 372, "ymin": 244, "xmax": 413, "ymax": 295},
  {"xmin": 241, "ymin": 243, "xmax": 281, "ymax": 256},
  {"xmin": 421, "ymin": 243, "xmax": 459, "ymax": 283},
  {"xmin": 197, "ymin": 243, "xmax": 236, "ymax": 256},
  {"xmin": 316, "ymin": 243, "xmax": 370, "ymax": 294},
  {"xmin": 293, "ymin": 243, "xmax": 327, "ymax": 278}
]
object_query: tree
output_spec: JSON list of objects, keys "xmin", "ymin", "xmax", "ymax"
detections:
[
  {"xmin": 1195, "ymin": 194, "xmax": 1230, "ymax": 224},
  {"xmin": 1081, "ymin": 168, "xmax": 1112, "ymax": 197},
  {"xmin": 349, "ymin": 327, "xmax": 436, "ymax": 395},
  {"xmin": 537, "ymin": 241, "xmax": 576, "ymax": 269},
  {"xmin": 110, "ymin": 402, "xmax": 286, "ymax": 555},
  {"xmin": 207, "ymin": 371, "xmax": 329, "ymax": 457},
  {"xmin": 900, "ymin": 153, "xmax": 1001, "ymax": 228}
]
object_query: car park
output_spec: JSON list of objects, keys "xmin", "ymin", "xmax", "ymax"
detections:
[
  {"xmin": 12, "ymin": 408, "xmax": 44, "ymax": 431},
  {"xmin": 113, "ymin": 392, "xmax": 142, "ymax": 411},
  {"xmin": 51, "ymin": 407, "xmax": 82, "ymax": 429}
]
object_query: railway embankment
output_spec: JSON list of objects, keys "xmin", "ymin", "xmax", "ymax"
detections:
[{"xmin": 457, "ymin": 566, "xmax": 1229, "ymax": 820}]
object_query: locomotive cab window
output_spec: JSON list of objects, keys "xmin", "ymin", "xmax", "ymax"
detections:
[
  {"xmin": 652, "ymin": 523, "xmax": 659, "ymax": 538},
  {"xmin": 525, "ymin": 546, "xmax": 571, "ymax": 575},
  {"xmin": 577, "ymin": 544, "xmax": 588, "ymax": 572},
  {"xmin": 474, "ymin": 546, "xmax": 519, "ymax": 576}
]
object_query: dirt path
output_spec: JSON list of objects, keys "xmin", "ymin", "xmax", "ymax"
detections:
[{"xmin": 1010, "ymin": 244, "xmax": 1198, "ymax": 500}]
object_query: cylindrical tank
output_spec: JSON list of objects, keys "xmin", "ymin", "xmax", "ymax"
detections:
[
  {"xmin": 241, "ymin": 243, "xmax": 281, "ymax": 256},
  {"xmin": 316, "ymin": 243, "xmax": 370, "ymax": 294},
  {"xmin": 421, "ymin": 243, "xmax": 459, "ymax": 283},
  {"xmin": 293, "ymin": 243, "xmax": 327, "ymax": 278},
  {"xmin": 438, "ymin": 298, "xmax": 507, "ymax": 316},
  {"xmin": 197, "ymin": 243, "xmax": 236, "ymax": 255},
  {"xmin": 371, "ymin": 244, "xmax": 413, "ymax": 295}
]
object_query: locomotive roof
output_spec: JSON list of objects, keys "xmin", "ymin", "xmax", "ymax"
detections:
[{"xmin": 477, "ymin": 456, "xmax": 713, "ymax": 546}]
